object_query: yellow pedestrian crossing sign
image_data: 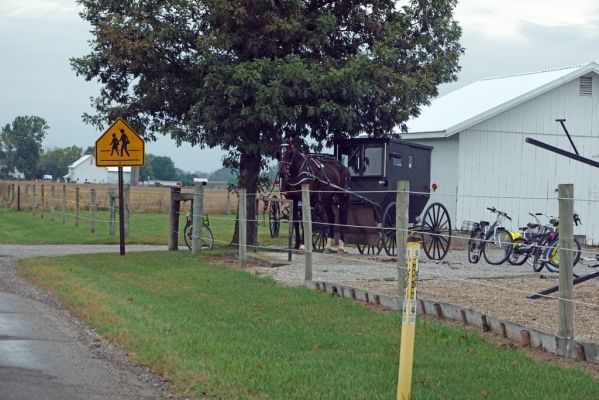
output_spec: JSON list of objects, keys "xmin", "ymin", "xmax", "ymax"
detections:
[{"xmin": 95, "ymin": 117, "xmax": 145, "ymax": 167}]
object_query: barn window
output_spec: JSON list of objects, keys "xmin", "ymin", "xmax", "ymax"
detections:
[
  {"xmin": 580, "ymin": 76, "xmax": 592, "ymax": 96},
  {"xmin": 391, "ymin": 155, "xmax": 402, "ymax": 167}
]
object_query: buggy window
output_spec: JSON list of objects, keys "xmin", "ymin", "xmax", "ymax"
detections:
[
  {"xmin": 338, "ymin": 144, "xmax": 383, "ymax": 177},
  {"xmin": 391, "ymin": 155, "xmax": 402, "ymax": 167}
]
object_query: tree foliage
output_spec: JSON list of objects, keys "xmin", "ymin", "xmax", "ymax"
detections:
[
  {"xmin": 72, "ymin": 0, "xmax": 462, "ymax": 243},
  {"xmin": 38, "ymin": 146, "xmax": 84, "ymax": 179},
  {"xmin": 0, "ymin": 116, "xmax": 49, "ymax": 179}
]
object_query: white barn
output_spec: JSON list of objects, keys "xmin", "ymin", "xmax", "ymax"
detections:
[
  {"xmin": 404, "ymin": 62, "xmax": 599, "ymax": 245},
  {"xmin": 66, "ymin": 155, "xmax": 131, "ymax": 184}
]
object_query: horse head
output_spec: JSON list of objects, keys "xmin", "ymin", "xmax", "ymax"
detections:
[{"xmin": 278, "ymin": 140, "xmax": 297, "ymax": 179}]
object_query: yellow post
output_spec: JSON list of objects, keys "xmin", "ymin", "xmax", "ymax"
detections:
[{"xmin": 397, "ymin": 241, "xmax": 421, "ymax": 400}]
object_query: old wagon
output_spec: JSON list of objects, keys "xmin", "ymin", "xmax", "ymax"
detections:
[{"xmin": 333, "ymin": 137, "xmax": 451, "ymax": 260}]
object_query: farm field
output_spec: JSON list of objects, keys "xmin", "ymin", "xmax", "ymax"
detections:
[
  {"xmin": 18, "ymin": 251, "xmax": 599, "ymax": 400},
  {"xmin": 0, "ymin": 208, "xmax": 289, "ymax": 248}
]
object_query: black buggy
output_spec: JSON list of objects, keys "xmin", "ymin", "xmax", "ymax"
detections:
[{"xmin": 333, "ymin": 137, "xmax": 452, "ymax": 260}]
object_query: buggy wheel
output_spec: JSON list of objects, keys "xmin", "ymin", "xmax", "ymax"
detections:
[
  {"xmin": 311, "ymin": 202, "xmax": 328, "ymax": 253},
  {"xmin": 268, "ymin": 198, "xmax": 281, "ymax": 238},
  {"xmin": 357, "ymin": 235, "xmax": 383, "ymax": 255},
  {"xmin": 421, "ymin": 202, "xmax": 452, "ymax": 260},
  {"xmin": 467, "ymin": 228, "xmax": 484, "ymax": 264},
  {"xmin": 381, "ymin": 202, "xmax": 397, "ymax": 256}
]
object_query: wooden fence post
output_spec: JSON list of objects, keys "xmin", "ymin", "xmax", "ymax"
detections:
[
  {"xmin": 558, "ymin": 183, "xmax": 574, "ymax": 353},
  {"xmin": 61, "ymin": 185, "xmax": 66, "ymax": 224},
  {"xmin": 396, "ymin": 180, "xmax": 410, "ymax": 300},
  {"xmin": 50, "ymin": 186, "xmax": 55, "ymax": 220},
  {"xmin": 109, "ymin": 189, "xmax": 116, "ymax": 236},
  {"xmin": 24, "ymin": 185, "xmax": 29, "ymax": 212},
  {"xmin": 17, "ymin": 185, "xmax": 20, "ymax": 212},
  {"xmin": 226, "ymin": 191, "xmax": 231, "ymax": 215},
  {"xmin": 124, "ymin": 184, "xmax": 130, "ymax": 237},
  {"xmin": 75, "ymin": 187, "xmax": 80, "ymax": 226},
  {"xmin": 90, "ymin": 189, "xmax": 96, "ymax": 233},
  {"xmin": 168, "ymin": 186, "xmax": 181, "ymax": 250},
  {"xmin": 239, "ymin": 188, "xmax": 247, "ymax": 267},
  {"xmin": 40, "ymin": 185, "xmax": 45, "ymax": 218},
  {"xmin": 302, "ymin": 184, "xmax": 313, "ymax": 282},
  {"xmin": 31, "ymin": 184, "xmax": 36, "ymax": 215},
  {"xmin": 192, "ymin": 184, "xmax": 204, "ymax": 254}
]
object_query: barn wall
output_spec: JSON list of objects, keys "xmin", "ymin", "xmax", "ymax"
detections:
[
  {"xmin": 70, "ymin": 157, "xmax": 108, "ymax": 183},
  {"xmin": 408, "ymin": 136, "xmax": 460, "ymax": 226},
  {"xmin": 456, "ymin": 73, "xmax": 599, "ymax": 244}
]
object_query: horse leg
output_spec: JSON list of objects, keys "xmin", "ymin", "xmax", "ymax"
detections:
[
  {"xmin": 324, "ymin": 201, "xmax": 336, "ymax": 253},
  {"xmin": 293, "ymin": 199, "xmax": 302, "ymax": 250},
  {"xmin": 338, "ymin": 196, "xmax": 348, "ymax": 254}
]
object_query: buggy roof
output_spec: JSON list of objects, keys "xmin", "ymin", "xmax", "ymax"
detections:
[{"xmin": 334, "ymin": 136, "xmax": 432, "ymax": 151}]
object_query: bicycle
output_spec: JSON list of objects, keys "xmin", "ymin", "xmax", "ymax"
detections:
[
  {"xmin": 509, "ymin": 213, "xmax": 581, "ymax": 272},
  {"xmin": 183, "ymin": 211, "xmax": 214, "ymax": 250},
  {"xmin": 467, "ymin": 207, "xmax": 513, "ymax": 265}
]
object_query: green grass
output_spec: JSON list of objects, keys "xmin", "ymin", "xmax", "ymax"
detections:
[
  {"xmin": 0, "ymin": 209, "xmax": 289, "ymax": 248},
  {"xmin": 19, "ymin": 251, "xmax": 599, "ymax": 399}
]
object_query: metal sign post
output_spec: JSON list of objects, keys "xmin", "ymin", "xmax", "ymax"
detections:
[{"xmin": 95, "ymin": 117, "xmax": 145, "ymax": 256}]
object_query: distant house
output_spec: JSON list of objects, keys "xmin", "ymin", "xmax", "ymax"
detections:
[
  {"xmin": 404, "ymin": 62, "xmax": 599, "ymax": 244},
  {"xmin": 65, "ymin": 155, "xmax": 131, "ymax": 184}
]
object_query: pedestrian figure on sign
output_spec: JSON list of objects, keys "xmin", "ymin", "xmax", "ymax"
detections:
[
  {"xmin": 119, "ymin": 129, "xmax": 130, "ymax": 157},
  {"xmin": 110, "ymin": 133, "xmax": 120, "ymax": 156}
]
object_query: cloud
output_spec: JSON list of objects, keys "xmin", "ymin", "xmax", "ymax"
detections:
[{"xmin": 0, "ymin": 0, "xmax": 79, "ymax": 23}]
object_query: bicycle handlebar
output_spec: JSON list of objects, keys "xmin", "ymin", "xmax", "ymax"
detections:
[{"xmin": 487, "ymin": 207, "xmax": 511, "ymax": 221}]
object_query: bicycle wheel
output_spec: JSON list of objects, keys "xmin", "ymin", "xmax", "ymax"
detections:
[
  {"xmin": 202, "ymin": 224, "xmax": 214, "ymax": 250},
  {"xmin": 508, "ymin": 237, "xmax": 529, "ymax": 265},
  {"xmin": 467, "ymin": 228, "xmax": 484, "ymax": 264},
  {"xmin": 482, "ymin": 228, "xmax": 513, "ymax": 265},
  {"xmin": 544, "ymin": 238, "xmax": 581, "ymax": 272},
  {"xmin": 183, "ymin": 222, "xmax": 192, "ymax": 250}
]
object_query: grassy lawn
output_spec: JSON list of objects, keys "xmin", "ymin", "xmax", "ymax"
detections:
[
  {"xmin": 19, "ymin": 251, "xmax": 599, "ymax": 400},
  {"xmin": 0, "ymin": 209, "xmax": 289, "ymax": 248}
]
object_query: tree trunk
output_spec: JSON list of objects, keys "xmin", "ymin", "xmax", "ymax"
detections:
[{"xmin": 231, "ymin": 150, "xmax": 261, "ymax": 249}]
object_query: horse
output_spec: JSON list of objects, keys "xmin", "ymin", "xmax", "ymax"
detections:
[{"xmin": 278, "ymin": 142, "xmax": 351, "ymax": 253}]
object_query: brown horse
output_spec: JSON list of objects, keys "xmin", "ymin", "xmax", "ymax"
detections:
[{"xmin": 278, "ymin": 143, "xmax": 351, "ymax": 252}]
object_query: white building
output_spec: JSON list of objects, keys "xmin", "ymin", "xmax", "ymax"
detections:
[
  {"xmin": 65, "ymin": 155, "xmax": 131, "ymax": 184},
  {"xmin": 404, "ymin": 62, "xmax": 599, "ymax": 244}
]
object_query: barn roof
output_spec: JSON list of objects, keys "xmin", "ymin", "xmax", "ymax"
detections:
[
  {"xmin": 405, "ymin": 62, "xmax": 599, "ymax": 138},
  {"xmin": 68, "ymin": 154, "xmax": 93, "ymax": 168}
]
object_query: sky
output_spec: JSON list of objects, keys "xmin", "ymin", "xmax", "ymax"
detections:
[{"xmin": 1, "ymin": 0, "xmax": 599, "ymax": 173}]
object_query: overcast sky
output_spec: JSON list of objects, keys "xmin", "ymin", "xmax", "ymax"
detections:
[{"xmin": 1, "ymin": 0, "xmax": 598, "ymax": 172}]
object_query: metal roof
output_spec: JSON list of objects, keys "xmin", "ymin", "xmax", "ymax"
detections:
[
  {"xmin": 405, "ymin": 62, "xmax": 599, "ymax": 138},
  {"xmin": 68, "ymin": 154, "xmax": 93, "ymax": 169}
]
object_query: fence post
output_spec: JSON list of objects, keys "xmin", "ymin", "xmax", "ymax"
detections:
[
  {"xmin": 124, "ymin": 184, "xmax": 130, "ymax": 237},
  {"xmin": 50, "ymin": 186, "xmax": 55, "ymax": 220},
  {"xmin": 75, "ymin": 187, "xmax": 80, "ymax": 227},
  {"xmin": 108, "ymin": 189, "xmax": 116, "ymax": 236},
  {"xmin": 40, "ymin": 185, "xmax": 45, "ymax": 218},
  {"xmin": 396, "ymin": 180, "xmax": 410, "ymax": 298},
  {"xmin": 226, "ymin": 191, "xmax": 231, "ymax": 215},
  {"xmin": 254, "ymin": 195, "xmax": 259, "ymax": 252},
  {"xmin": 31, "ymin": 184, "xmax": 36, "ymax": 215},
  {"xmin": 90, "ymin": 189, "xmax": 96, "ymax": 233},
  {"xmin": 287, "ymin": 199, "xmax": 294, "ymax": 262},
  {"xmin": 17, "ymin": 185, "xmax": 20, "ymax": 212},
  {"xmin": 61, "ymin": 185, "xmax": 66, "ymax": 224},
  {"xmin": 24, "ymin": 185, "xmax": 29, "ymax": 212},
  {"xmin": 239, "ymin": 188, "xmax": 247, "ymax": 267},
  {"xmin": 168, "ymin": 186, "xmax": 181, "ymax": 250},
  {"xmin": 192, "ymin": 183, "xmax": 204, "ymax": 254},
  {"xmin": 302, "ymin": 184, "xmax": 313, "ymax": 282},
  {"xmin": 557, "ymin": 183, "xmax": 574, "ymax": 354}
]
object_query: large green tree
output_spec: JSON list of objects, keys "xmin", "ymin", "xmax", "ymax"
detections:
[
  {"xmin": 72, "ymin": 0, "xmax": 462, "ymax": 243},
  {"xmin": 0, "ymin": 116, "xmax": 49, "ymax": 179},
  {"xmin": 37, "ymin": 146, "xmax": 84, "ymax": 180}
]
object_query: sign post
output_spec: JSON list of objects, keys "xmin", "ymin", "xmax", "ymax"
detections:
[
  {"xmin": 397, "ymin": 241, "xmax": 421, "ymax": 400},
  {"xmin": 95, "ymin": 117, "xmax": 145, "ymax": 256}
]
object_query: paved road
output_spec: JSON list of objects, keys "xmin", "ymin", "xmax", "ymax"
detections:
[{"xmin": 0, "ymin": 245, "xmax": 166, "ymax": 400}]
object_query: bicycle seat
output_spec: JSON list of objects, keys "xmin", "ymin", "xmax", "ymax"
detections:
[
  {"xmin": 527, "ymin": 223, "xmax": 539, "ymax": 229},
  {"xmin": 479, "ymin": 221, "xmax": 489, "ymax": 227}
]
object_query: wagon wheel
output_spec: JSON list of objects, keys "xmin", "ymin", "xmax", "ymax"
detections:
[
  {"xmin": 268, "ymin": 197, "xmax": 281, "ymax": 238},
  {"xmin": 357, "ymin": 233, "xmax": 383, "ymax": 255},
  {"xmin": 311, "ymin": 202, "xmax": 328, "ymax": 253},
  {"xmin": 381, "ymin": 202, "xmax": 397, "ymax": 256},
  {"xmin": 420, "ymin": 202, "xmax": 452, "ymax": 261}
]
